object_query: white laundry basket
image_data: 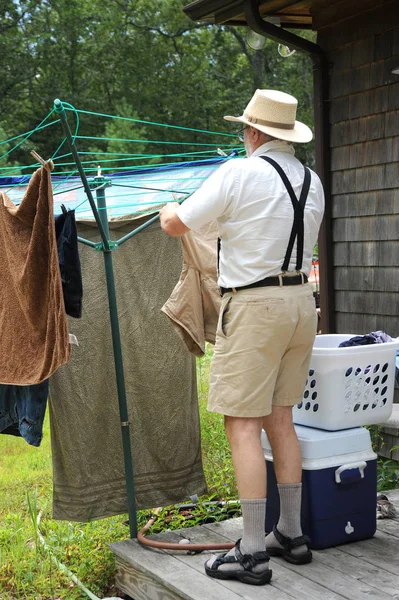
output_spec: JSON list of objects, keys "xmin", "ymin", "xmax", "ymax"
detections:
[{"xmin": 293, "ymin": 334, "xmax": 399, "ymax": 431}]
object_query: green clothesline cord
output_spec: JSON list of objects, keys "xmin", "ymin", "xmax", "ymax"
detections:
[
  {"xmin": 0, "ymin": 110, "xmax": 56, "ymax": 161},
  {"xmin": 0, "ymin": 118, "xmax": 60, "ymax": 149},
  {"xmin": 75, "ymin": 135, "xmax": 234, "ymax": 148},
  {"xmin": 46, "ymin": 149, "xmax": 236, "ymax": 168},
  {"xmin": 0, "ymin": 151, "xmax": 244, "ymax": 190},
  {"xmin": 0, "ymin": 148, "xmax": 224, "ymax": 174},
  {"xmin": 72, "ymin": 197, "xmax": 191, "ymax": 215},
  {"xmin": 69, "ymin": 107, "xmax": 236, "ymax": 138}
]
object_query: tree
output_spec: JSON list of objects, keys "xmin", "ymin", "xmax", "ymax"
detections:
[{"xmin": 0, "ymin": 0, "xmax": 315, "ymax": 169}]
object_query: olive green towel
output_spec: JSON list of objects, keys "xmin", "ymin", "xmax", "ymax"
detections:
[{"xmin": 50, "ymin": 215, "xmax": 206, "ymax": 520}]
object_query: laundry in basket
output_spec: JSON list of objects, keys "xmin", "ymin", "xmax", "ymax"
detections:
[{"xmin": 293, "ymin": 334, "xmax": 399, "ymax": 431}]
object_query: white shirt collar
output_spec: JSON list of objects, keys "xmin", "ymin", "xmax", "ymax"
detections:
[{"xmin": 251, "ymin": 139, "xmax": 295, "ymax": 158}]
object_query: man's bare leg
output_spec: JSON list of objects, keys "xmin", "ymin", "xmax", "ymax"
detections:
[{"xmin": 263, "ymin": 406, "xmax": 311, "ymax": 561}]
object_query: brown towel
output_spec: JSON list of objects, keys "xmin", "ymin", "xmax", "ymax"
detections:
[
  {"xmin": 161, "ymin": 221, "xmax": 221, "ymax": 356},
  {"xmin": 0, "ymin": 166, "xmax": 70, "ymax": 384}
]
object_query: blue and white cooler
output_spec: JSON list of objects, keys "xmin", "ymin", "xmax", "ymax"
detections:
[{"xmin": 262, "ymin": 425, "xmax": 377, "ymax": 550}]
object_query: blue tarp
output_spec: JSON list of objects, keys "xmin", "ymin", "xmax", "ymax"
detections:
[{"xmin": 0, "ymin": 156, "xmax": 232, "ymax": 218}]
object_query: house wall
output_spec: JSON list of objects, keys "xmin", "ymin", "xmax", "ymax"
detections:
[{"xmin": 314, "ymin": 0, "xmax": 399, "ymax": 337}]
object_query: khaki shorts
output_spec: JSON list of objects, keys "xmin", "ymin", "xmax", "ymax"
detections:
[{"xmin": 208, "ymin": 284, "xmax": 317, "ymax": 417}]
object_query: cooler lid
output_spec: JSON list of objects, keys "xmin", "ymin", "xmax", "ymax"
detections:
[{"xmin": 261, "ymin": 425, "xmax": 372, "ymax": 460}]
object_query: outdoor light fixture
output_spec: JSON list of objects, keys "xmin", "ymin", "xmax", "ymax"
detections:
[
  {"xmin": 245, "ymin": 17, "xmax": 281, "ymax": 51},
  {"xmin": 392, "ymin": 66, "xmax": 399, "ymax": 75},
  {"xmin": 278, "ymin": 44, "xmax": 296, "ymax": 57}
]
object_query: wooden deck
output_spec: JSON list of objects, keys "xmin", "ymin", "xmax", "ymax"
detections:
[{"xmin": 111, "ymin": 488, "xmax": 399, "ymax": 600}]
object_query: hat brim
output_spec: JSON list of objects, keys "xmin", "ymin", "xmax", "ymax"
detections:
[{"xmin": 224, "ymin": 114, "xmax": 313, "ymax": 143}]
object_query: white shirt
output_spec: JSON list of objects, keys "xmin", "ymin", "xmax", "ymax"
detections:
[{"xmin": 176, "ymin": 140, "xmax": 325, "ymax": 288}]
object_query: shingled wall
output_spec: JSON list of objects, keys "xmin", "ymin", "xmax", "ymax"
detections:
[{"xmin": 314, "ymin": 0, "xmax": 398, "ymax": 337}]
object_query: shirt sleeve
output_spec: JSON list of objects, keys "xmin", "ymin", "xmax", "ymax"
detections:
[{"xmin": 176, "ymin": 159, "xmax": 238, "ymax": 232}]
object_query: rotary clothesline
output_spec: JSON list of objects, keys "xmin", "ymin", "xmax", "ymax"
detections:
[
  {"xmin": 0, "ymin": 99, "xmax": 241, "ymax": 537},
  {"xmin": 1, "ymin": 104, "xmax": 242, "ymax": 219}
]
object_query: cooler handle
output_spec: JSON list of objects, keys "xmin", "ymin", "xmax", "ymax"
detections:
[{"xmin": 335, "ymin": 461, "xmax": 367, "ymax": 484}]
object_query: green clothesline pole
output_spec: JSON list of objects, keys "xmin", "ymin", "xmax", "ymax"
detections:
[
  {"xmin": 53, "ymin": 100, "xmax": 109, "ymax": 250},
  {"xmin": 53, "ymin": 98, "xmax": 138, "ymax": 539}
]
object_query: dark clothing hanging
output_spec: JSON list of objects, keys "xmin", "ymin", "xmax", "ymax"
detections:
[
  {"xmin": 55, "ymin": 208, "xmax": 83, "ymax": 318},
  {"xmin": 0, "ymin": 380, "xmax": 49, "ymax": 447}
]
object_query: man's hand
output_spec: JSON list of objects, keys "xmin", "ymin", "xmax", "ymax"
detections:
[{"xmin": 159, "ymin": 202, "xmax": 190, "ymax": 237}]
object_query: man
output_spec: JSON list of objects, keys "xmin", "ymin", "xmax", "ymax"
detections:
[{"xmin": 160, "ymin": 89, "xmax": 325, "ymax": 586}]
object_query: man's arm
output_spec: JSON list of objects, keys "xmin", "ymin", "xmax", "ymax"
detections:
[{"xmin": 159, "ymin": 202, "xmax": 190, "ymax": 237}]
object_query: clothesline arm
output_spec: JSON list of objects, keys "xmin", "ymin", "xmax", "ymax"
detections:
[
  {"xmin": 54, "ymin": 99, "xmax": 110, "ymax": 251},
  {"xmin": 116, "ymin": 194, "xmax": 188, "ymax": 247},
  {"xmin": 77, "ymin": 236, "xmax": 99, "ymax": 249}
]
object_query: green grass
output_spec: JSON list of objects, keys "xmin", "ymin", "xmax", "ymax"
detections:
[{"xmin": 0, "ymin": 344, "xmax": 236, "ymax": 599}]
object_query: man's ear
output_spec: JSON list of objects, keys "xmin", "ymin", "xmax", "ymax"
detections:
[{"xmin": 250, "ymin": 126, "xmax": 261, "ymax": 141}]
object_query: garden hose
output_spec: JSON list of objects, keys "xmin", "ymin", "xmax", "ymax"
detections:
[{"xmin": 137, "ymin": 506, "xmax": 235, "ymax": 552}]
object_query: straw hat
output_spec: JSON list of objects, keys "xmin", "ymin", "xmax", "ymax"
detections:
[{"xmin": 224, "ymin": 89, "xmax": 312, "ymax": 143}]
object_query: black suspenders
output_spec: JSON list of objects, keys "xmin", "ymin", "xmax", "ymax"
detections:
[
  {"xmin": 217, "ymin": 156, "xmax": 311, "ymax": 280},
  {"xmin": 260, "ymin": 156, "xmax": 311, "ymax": 273}
]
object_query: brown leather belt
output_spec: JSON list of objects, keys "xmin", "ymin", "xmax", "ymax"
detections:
[{"xmin": 220, "ymin": 273, "xmax": 308, "ymax": 295}]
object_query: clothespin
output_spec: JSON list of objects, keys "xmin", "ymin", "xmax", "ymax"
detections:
[
  {"xmin": 172, "ymin": 192, "xmax": 183, "ymax": 205},
  {"xmin": 97, "ymin": 165, "xmax": 102, "ymax": 176},
  {"xmin": 217, "ymin": 148, "xmax": 228, "ymax": 157},
  {"xmin": 60, "ymin": 203, "xmax": 68, "ymax": 216},
  {"xmin": 30, "ymin": 150, "xmax": 54, "ymax": 172}
]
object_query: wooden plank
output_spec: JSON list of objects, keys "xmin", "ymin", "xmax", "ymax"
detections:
[
  {"xmin": 394, "ymin": 28, "xmax": 399, "ymax": 55},
  {"xmin": 329, "ymin": 97, "xmax": 350, "ymax": 124},
  {"xmin": 351, "ymin": 38, "xmax": 374, "ymax": 67},
  {"xmin": 332, "ymin": 190, "xmax": 396, "ymax": 218},
  {"xmin": 331, "ymin": 140, "xmax": 394, "ymax": 171},
  {"xmin": 350, "ymin": 139, "xmax": 394, "ymax": 169},
  {"xmin": 385, "ymin": 162, "xmax": 399, "ymax": 189},
  {"xmin": 330, "ymin": 115, "xmax": 385, "ymax": 148},
  {"xmin": 331, "ymin": 146, "xmax": 350, "ymax": 171},
  {"xmin": 115, "ymin": 555, "xmax": 183, "ymax": 600},
  {"xmin": 377, "ymin": 519, "xmax": 399, "ymax": 537},
  {"xmin": 334, "ymin": 290, "xmax": 399, "ymax": 315},
  {"xmin": 388, "ymin": 81, "xmax": 399, "ymax": 110},
  {"xmin": 335, "ymin": 313, "xmax": 398, "ymax": 337},
  {"xmin": 330, "ymin": 64, "xmax": 371, "ymax": 99},
  {"xmin": 312, "ymin": 0, "xmax": 385, "ymax": 31},
  {"xmin": 349, "ymin": 87, "xmax": 390, "ymax": 119},
  {"xmin": 370, "ymin": 55, "xmax": 399, "ymax": 88},
  {"xmin": 307, "ymin": 544, "xmax": 399, "ymax": 598},
  {"xmin": 339, "ymin": 529, "xmax": 399, "ymax": 578},
  {"xmin": 334, "ymin": 241, "xmax": 398, "ymax": 267},
  {"xmin": 385, "ymin": 489, "xmax": 399, "ymax": 504},
  {"xmin": 333, "ymin": 215, "xmax": 398, "ymax": 241},
  {"xmin": 329, "ymin": 45, "xmax": 350, "ymax": 72},
  {"xmin": 355, "ymin": 165, "xmax": 386, "ymax": 192},
  {"xmin": 334, "ymin": 268, "xmax": 398, "ymax": 292},
  {"xmin": 375, "ymin": 29, "xmax": 394, "ymax": 60},
  {"xmin": 331, "ymin": 169, "xmax": 356, "ymax": 195},
  {"xmin": 111, "ymin": 538, "xmax": 244, "ymax": 600}
]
